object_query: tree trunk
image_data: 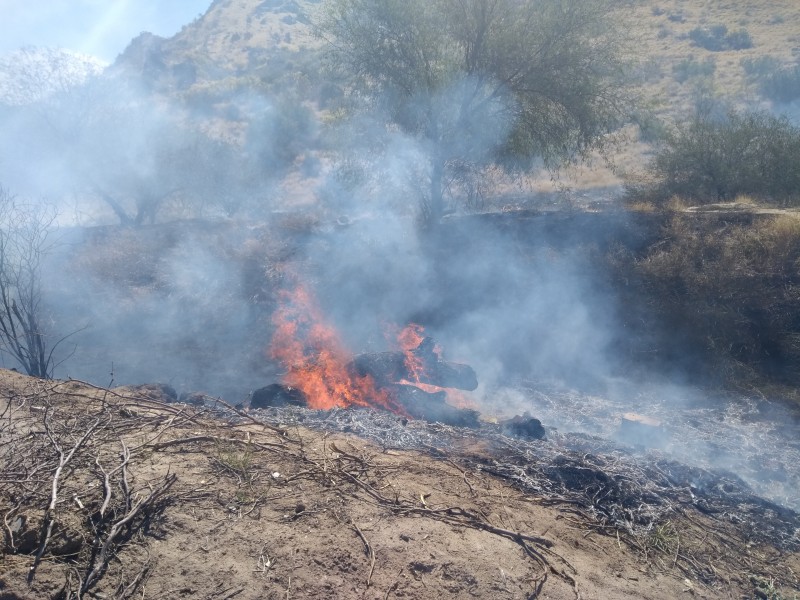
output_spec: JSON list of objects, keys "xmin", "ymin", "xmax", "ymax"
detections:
[
  {"xmin": 98, "ymin": 192, "xmax": 134, "ymax": 226},
  {"xmin": 427, "ymin": 157, "xmax": 445, "ymax": 225}
]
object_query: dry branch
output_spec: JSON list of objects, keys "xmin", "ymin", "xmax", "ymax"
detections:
[
  {"xmin": 28, "ymin": 414, "xmax": 101, "ymax": 583},
  {"xmin": 81, "ymin": 473, "xmax": 177, "ymax": 595}
]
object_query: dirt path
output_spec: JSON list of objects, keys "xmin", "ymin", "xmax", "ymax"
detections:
[{"xmin": 1, "ymin": 371, "xmax": 797, "ymax": 599}]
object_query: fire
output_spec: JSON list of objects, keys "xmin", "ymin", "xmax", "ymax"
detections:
[
  {"xmin": 397, "ymin": 323, "xmax": 427, "ymax": 383},
  {"xmin": 395, "ymin": 324, "xmax": 479, "ymax": 411},
  {"xmin": 269, "ymin": 284, "xmax": 400, "ymax": 412}
]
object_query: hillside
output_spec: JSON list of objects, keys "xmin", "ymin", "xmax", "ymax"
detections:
[
  {"xmin": 107, "ymin": 0, "xmax": 800, "ymax": 199},
  {"xmin": 1, "ymin": 370, "xmax": 798, "ymax": 599},
  {"xmin": 2, "ymin": 4, "xmax": 800, "ymax": 598},
  {"xmin": 112, "ymin": 0, "xmax": 322, "ymax": 93}
]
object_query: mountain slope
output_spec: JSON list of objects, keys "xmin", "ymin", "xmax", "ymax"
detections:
[{"xmin": 114, "ymin": 0, "xmax": 322, "ymax": 89}]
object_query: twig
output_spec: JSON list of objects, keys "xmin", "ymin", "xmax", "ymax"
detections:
[
  {"xmin": 28, "ymin": 414, "xmax": 101, "ymax": 583},
  {"xmin": 212, "ymin": 396, "xmax": 297, "ymax": 440},
  {"xmin": 96, "ymin": 441, "xmax": 131, "ymax": 517},
  {"xmin": 351, "ymin": 519, "xmax": 376, "ymax": 587},
  {"xmin": 81, "ymin": 473, "xmax": 177, "ymax": 595},
  {"xmin": 148, "ymin": 434, "xmax": 289, "ymax": 453}
]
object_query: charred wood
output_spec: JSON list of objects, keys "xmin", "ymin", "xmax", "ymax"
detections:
[
  {"xmin": 386, "ymin": 384, "xmax": 480, "ymax": 428},
  {"xmin": 250, "ymin": 384, "xmax": 308, "ymax": 409},
  {"xmin": 499, "ymin": 413, "xmax": 546, "ymax": 440},
  {"xmin": 349, "ymin": 337, "xmax": 478, "ymax": 391}
]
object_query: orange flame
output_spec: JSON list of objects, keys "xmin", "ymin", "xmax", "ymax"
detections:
[
  {"xmin": 397, "ymin": 323, "xmax": 427, "ymax": 384},
  {"xmin": 269, "ymin": 284, "xmax": 400, "ymax": 412},
  {"xmin": 396, "ymin": 324, "xmax": 479, "ymax": 411}
]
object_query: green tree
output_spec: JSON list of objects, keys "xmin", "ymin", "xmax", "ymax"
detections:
[
  {"xmin": 632, "ymin": 110, "xmax": 800, "ymax": 206},
  {"xmin": 319, "ymin": 0, "xmax": 633, "ymax": 223}
]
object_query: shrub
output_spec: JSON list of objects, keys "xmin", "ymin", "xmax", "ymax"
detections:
[
  {"xmin": 673, "ymin": 56, "xmax": 716, "ymax": 83},
  {"xmin": 725, "ymin": 28, "xmax": 754, "ymax": 50},
  {"xmin": 741, "ymin": 55, "xmax": 782, "ymax": 78},
  {"xmin": 688, "ymin": 24, "xmax": 753, "ymax": 51},
  {"xmin": 741, "ymin": 56, "xmax": 800, "ymax": 103},
  {"xmin": 628, "ymin": 110, "xmax": 800, "ymax": 206},
  {"xmin": 632, "ymin": 111, "xmax": 667, "ymax": 143},
  {"xmin": 618, "ymin": 214, "xmax": 800, "ymax": 386},
  {"xmin": 760, "ymin": 64, "xmax": 800, "ymax": 103}
]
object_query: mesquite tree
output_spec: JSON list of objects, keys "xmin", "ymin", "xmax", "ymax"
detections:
[
  {"xmin": 0, "ymin": 187, "xmax": 58, "ymax": 377},
  {"xmin": 319, "ymin": 0, "xmax": 634, "ymax": 223}
]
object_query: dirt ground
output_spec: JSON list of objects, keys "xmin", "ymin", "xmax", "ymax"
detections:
[{"xmin": 1, "ymin": 370, "xmax": 798, "ymax": 599}]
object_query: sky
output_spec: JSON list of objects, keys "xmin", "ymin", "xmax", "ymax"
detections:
[{"xmin": 0, "ymin": 0, "xmax": 212, "ymax": 62}]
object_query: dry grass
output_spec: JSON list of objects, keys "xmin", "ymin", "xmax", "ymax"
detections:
[{"xmin": 615, "ymin": 211, "xmax": 800, "ymax": 388}]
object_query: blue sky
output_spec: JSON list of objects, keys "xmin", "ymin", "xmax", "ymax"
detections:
[{"xmin": 0, "ymin": 0, "xmax": 212, "ymax": 62}]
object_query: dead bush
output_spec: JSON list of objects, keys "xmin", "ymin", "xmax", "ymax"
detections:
[{"xmin": 613, "ymin": 213, "xmax": 800, "ymax": 386}]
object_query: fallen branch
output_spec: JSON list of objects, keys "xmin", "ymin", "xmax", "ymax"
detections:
[
  {"xmin": 28, "ymin": 414, "xmax": 101, "ymax": 583},
  {"xmin": 351, "ymin": 519, "xmax": 376, "ymax": 587},
  {"xmin": 81, "ymin": 473, "xmax": 177, "ymax": 595}
]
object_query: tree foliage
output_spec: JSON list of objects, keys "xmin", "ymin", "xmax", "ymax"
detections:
[
  {"xmin": 50, "ymin": 78, "xmax": 219, "ymax": 225},
  {"xmin": 318, "ymin": 0, "xmax": 633, "ymax": 221}
]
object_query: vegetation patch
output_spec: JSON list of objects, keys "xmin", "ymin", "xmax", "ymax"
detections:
[
  {"xmin": 688, "ymin": 24, "xmax": 753, "ymax": 51},
  {"xmin": 627, "ymin": 110, "xmax": 800, "ymax": 207},
  {"xmin": 611, "ymin": 213, "xmax": 800, "ymax": 389}
]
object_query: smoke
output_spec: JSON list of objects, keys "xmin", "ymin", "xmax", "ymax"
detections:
[{"xmin": 0, "ymin": 3, "xmax": 796, "ymax": 515}]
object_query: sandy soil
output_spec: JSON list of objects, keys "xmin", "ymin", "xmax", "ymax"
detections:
[{"xmin": 1, "ymin": 370, "xmax": 798, "ymax": 599}]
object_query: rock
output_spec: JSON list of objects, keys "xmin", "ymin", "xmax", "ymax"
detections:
[
  {"xmin": 500, "ymin": 413, "xmax": 546, "ymax": 440},
  {"xmin": 251, "ymin": 384, "xmax": 308, "ymax": 409},
  {"xmin": 178, "ymin": 392, "xmax": 215, "ymax": 407},
  {"xmin": 3, "ymin": 514, "xmax": 38, "ymax": 554}
]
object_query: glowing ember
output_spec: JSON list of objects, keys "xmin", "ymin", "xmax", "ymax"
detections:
[{"xmin": 269, "ymin": 284, "xmax": 400, "ymax": 412}]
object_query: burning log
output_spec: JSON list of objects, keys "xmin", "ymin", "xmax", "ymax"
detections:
[
  {"xmin": 386, "ymin": 384, "xmax": 480, "ymax": 428},
  {"xmin": 349, "ymin": 337, "xmax": 478, "ymax": 392},
  {"xmin": 267, "ymin": 284, "xmax": 480, "ymax": 425}
]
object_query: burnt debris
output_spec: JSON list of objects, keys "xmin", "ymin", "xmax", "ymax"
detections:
[
  {"xmin": 386, "ymin": 384, "xmax": 480, "ymax": 428},
  {"xmin": 254, "ymin": 336, "xmax": 484, "ymax": 427},
  {"xmin": 348, "ymin": 336, "xmax": 479, "ymax": 391},
  {"xmin": 250, "ymin": 384, "xmax": 308, "ymax": 409},
  {"xmin": 499, "ymin": 413, "xmax": 546, "ymax": 440}
]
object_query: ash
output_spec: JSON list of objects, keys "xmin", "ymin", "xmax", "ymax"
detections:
[
  {"xmin": 494, "ymin": 380, "xmax": 800, "ymax": 513},
  {"xmin": 249, "ymin": 401, "xmax": 800, "ymax": 553}
]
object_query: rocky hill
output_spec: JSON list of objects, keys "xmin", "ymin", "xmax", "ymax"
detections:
[{"xmin": 112, "ymin": 0, "xmax": 322, "ymax": 94}]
